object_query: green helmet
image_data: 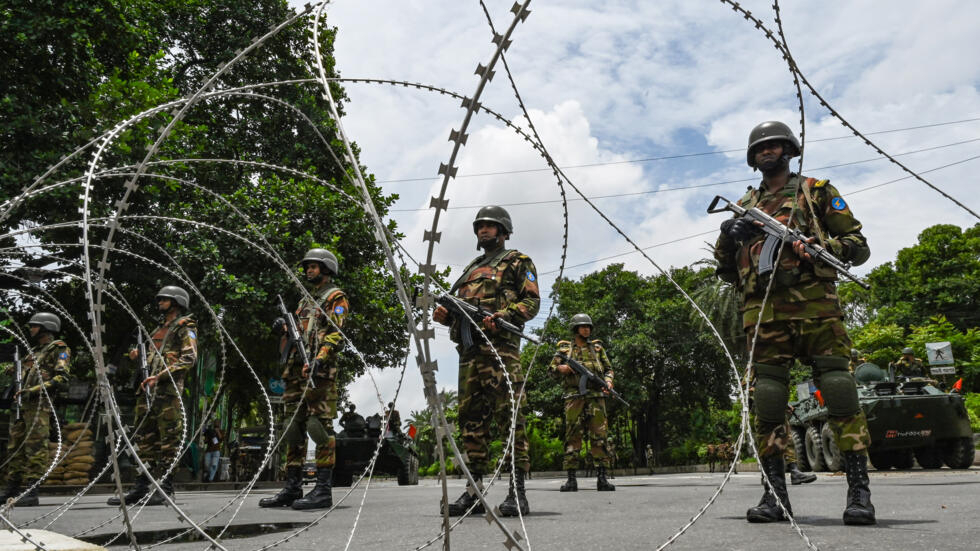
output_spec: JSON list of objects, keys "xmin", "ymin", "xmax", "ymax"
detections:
[
  {"xmin": 28, "ymin": 312, "xmax": 61, "ymax": 333},
  {"xmin": 902, "ymin": 347, "xmax": 914, "ymax": 355},
  {"xmin": 569, "ymin": 313, "xmax": 593, "ymax": 332},
  {"xmin": 156, "ymin": 285, "xmax": 190, "ymax": 309},
  {"xmin": 746, "ymin": 121, "xmax": 801, "ymax": 167},
  {"xmin": 854, "ymin": 362, "xmax": 887, "ymax": 385},
  {"xmin": 301, "ymin": 248, "xmax": 338, "ymax": 276},
  {"xmin": 850, "ymin": 348, "xmax": 859, "ymax": 359},
  {"xmin": 473, "ymin": 205, "xmax": 513, "ymax": 236}
]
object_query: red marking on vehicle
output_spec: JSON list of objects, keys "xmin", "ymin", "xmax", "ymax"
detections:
[{"xmin": 914, "ymin": 413, "xmax": 924, "ymax": 419}]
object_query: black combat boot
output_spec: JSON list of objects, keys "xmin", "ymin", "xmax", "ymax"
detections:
[
  {"xmin": 559, "ymin": 470, "xmax": 578, "ymax": 492},
  {"xmin": 788, "ymin": 462, "xmax": 817, "ymax": 485},
  {"xmin": 107, "ymin": 474, "xmax": 150, "ymax": 506},
  {"xmin": 446, "ymin": 473, "xmax": 484, "ymax": 516},
  {"xmin": 596, "ymin": 467, "xmax": 616, "ymax": 492},
  {"xmin": 259, "ymin": 466, "xmax": 304, "ymax": 508},
  {"xmin": 145, "ymin": 474, "xmax": 174, "ymax": 506},
  {"xmin": 746, "ymin": 455, "xmax": 792, "ymax": 523},
  {"xmin": 291, "ymin": 467, "xmax": 332, "ymax": 510},
  {"xmin": 14, "ymin": 480, "xmax": 39, "ymax": 507},
  {"xmin": 0, "ymin": 476, "xmax": 22, "ymax": 502},
  {"xmin": 842, "ymin": 452, "xmax": 876, "ymax": 525},
  {"xmin": 498, "ymin": 469, "xmax": 529, "ymax": 517}
]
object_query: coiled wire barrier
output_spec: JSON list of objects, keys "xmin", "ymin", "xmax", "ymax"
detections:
[{"xmin": 1, "ymin": 1, "xmax": 977, "ymax": 550}]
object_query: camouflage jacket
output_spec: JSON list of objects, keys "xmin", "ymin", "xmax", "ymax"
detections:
[
  {"xmin": 713, "ymin": 175, "xmax": 870, "ymax": 328},
  {"xmin": 146, "ymin": 314, "xmax": 197, "ymax": 394},
  {"xmin": 892, "ymin": 356, "xmax": 925, "ymax": 377},
  {"xmin": 549, "ymin": 338, "xmax": 614, "ymax": 399},
  {"xmin": 282, "ymin": 283, "xmax": 348, "ymax": 381},
  {"xmin": 449, "ymin": 247, "xmax": 540, "ymax": 348},
  {"xmin": 22, "ymin": 338, "xmax": 71, "ymax": 403}
]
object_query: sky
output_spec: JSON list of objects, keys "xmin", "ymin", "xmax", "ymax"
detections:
[{"xmin": 280, "ymin": 0, "xmax": 980, "ymax": 421}]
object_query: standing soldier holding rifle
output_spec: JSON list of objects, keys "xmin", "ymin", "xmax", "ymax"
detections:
[
  {"xmin": 550, "ymin": 313, "xmax": 617, "ymax": 493},
  {"xmin": 0, "ymin": 312, "xmax": 70, "ymax": 506},
  {"xmin": 260, "ymin": 248, "xmax": 348, "ymax": 510},
  {"xmin": 109, "ymin": 286, "xmax": 197, "ymax": 506},
  {"xmin": 711, "ymin": 121, "xmax": 875, "ymax": 525},
  {"xmin": 433, "ymin": 205, "xmax": 540, "ymax": 517}
]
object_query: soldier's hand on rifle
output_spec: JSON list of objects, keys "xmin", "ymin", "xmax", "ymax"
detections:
[
  {"xmin": 557, "ymin": 363, "xmax": 572, "ymax": 375},
  {"xmin": 13, "ymin": 388, "xmax": 26, "ymax": 399},
  {"xmin": 792, "ymin": 236, "xmax": 817, "ymax": 261},
  {"xmin": 602, "ymin": 380, "xmax": 614, "ymax": 395},
  {"xmin": 128, "ymin": 348, "xmax": 139, "ymax": 361},
  {"xmin": 271, "ymin": 317, "xmax": 287, "ymax": 336},
  {"xmin": 433, "ymin": 305, "xmax": 449, "ymax": 325},
  {"xmin": 483, "ymin": 311, "xmax": 506, "ymax": 332},
  {"xmin": 720, "ymin": 218, "xmax": 762, "ymax": 242},
  {"xmin": 141, "ymin": 375, "xmax": 158, "ymax": 391}
]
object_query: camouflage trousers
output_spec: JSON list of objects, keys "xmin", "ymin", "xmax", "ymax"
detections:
[
  {"xmin": 457, "ymin": 343, "xmax": 530, "ymax": 473},
  {"xmin": 562, "ymin": 396, "xmax": 609, "ymax": 470},
  {"xmin": 748, "ymin": 317, "xmax": 870, "ymax": 457},
  {"xmin": 8, "ymin": 401, "xmax": 51, "ymax": 481},
  {"xmin": 283, "ymin": 377, "xmax": 337, "ymax": 468},
  {"xmin": 134, "ymin": 391, "xmax": 185, "ymax": 478}
]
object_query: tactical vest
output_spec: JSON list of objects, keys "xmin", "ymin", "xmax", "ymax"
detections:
[
  {"xmin": 451, "ymin": 248, "xmax": 521, "ymax": 316},
  {"xmin": 148, "ymin": 315, "xmax": 195, "ymax": 391},
  {"xmin": 24, "ymin": 340, "xmax": 68, "ymax": 401},
  {"xmin": 556, "ymin": 339, "xmax": 608, "ymax": 398},
  {"xmin": 296, "ymin": 285, "xmax": 342, "ymax": 350}
]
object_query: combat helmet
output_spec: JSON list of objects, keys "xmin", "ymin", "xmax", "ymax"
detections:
[
  {"xmin": 568, "ymin": 313, "xmax": 593, "ymax": 333},
  {"xmin": 473, "ymin": 205, "xmax": 513, "ymax": 236},
  {"xmin": 156, "ymin": 285, "xmax": 190, "ymax": 309},
  {"xmin": 301, "ymin": 248, "xmax": 339, "ymax": 276},
  {"xmin": 28, "ymin": 312, "xmax": 61, "ymax": 333},
  {"xmin": 902, "ymin": 347, "xmax": 914, "ymax": 355},
  {"xmin": 746, "ymin": 121, "xmax": 801, "ymax": 167},
  {"xmin": 854, "ymin": 363, "xmax": 888, "ymax": 385}
]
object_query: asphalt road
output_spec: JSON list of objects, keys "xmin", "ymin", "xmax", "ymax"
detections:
[{"xmin": 6, "ymin": 469, "xmax": 979, "ymax": 551}]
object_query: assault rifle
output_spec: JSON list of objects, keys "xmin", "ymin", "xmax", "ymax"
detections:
[
  {"xmin": 435, "ymin": 294, "xmax": 540, "ymax": 351},
  {"xmin": 136, "ymin": 330, "xmax": 151, "ymax": 407},
  {"xmin": 276, "ymin": 294, "xmax": 316, "ymax": 387},
  {"xmin": 707, "ymin": 195, "xmax": 870, "ymax": 290},
  {"xmin": 555, "ymin": 351, "xmax": 629, "ymax": 407},
  {"xmin": 13, "ymin": 346, "xmax": 22, "ymax": 420}
]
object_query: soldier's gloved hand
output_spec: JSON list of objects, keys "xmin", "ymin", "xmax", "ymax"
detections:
[
  {"xmin": 720, "ymin": 218, "xmax": 760, "ymax": 242},
  {"xmin": 432, "ymin": 305, "xmax": 449, "ymax": 325},
  {"xmin": 271, "ymin": 317, "xmax": 286, "ymax": 336}
]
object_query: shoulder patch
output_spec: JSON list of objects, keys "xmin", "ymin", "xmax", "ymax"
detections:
[
  {"xmin": 812, "ymin": 179, "xmax": 829, "ymax": 188},
  {"xmin": 333, "ymin": 305, "xmax": 346, "ymax": 315},
  {"xmin": 58, "ymin": 352, "xmax": 69, "ymax": 360},
  {"xmin": 830, "ymin": 196, "xmax": 847, "ymax": 211},
  {"xmin": 556, "ymin": 340, "xmax": 571, "ymax": 351},
  {"xmin": 187, "ymin": 330, "xmax": 197, "ymax": 340},
  {"xmin": 526, "ymin": 271, "xmax": 536, "ymax": 282}
]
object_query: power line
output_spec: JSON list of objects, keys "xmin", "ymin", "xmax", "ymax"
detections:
[
  {"xmin": 389, "ymin": 137, "xmax": 980, "ymax": 212},
  {"xmin": 377, "ymin": 116, "xmax": 980, "ymax": 184}
]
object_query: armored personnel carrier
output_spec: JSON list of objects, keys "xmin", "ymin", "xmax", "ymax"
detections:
[
  {"xmin": 331, "ymin": 412, "xmax": 419, "ymax": 487},
  {"xmin": 789, "ymin": 363, "xmax": 974, "ymax": 472}
]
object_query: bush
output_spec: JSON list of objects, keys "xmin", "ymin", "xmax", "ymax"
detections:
[{"xmin": 964, "ymin": 393, "xmax": 980, "ymax": 433}]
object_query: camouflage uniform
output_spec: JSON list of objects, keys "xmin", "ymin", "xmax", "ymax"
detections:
[
  {"xmin": 714, "ymin": 175, "xmax": 872, "ymax": 459},
  {"xmin": 892, "ymin": 356, "xmax": 925, "ymax": 378},
  {"xmin": 550, "ymin": 339, "xmax": 614, "ymax": 470},
  {"xmin": 451, "ymin": 247, "xmax": 539, "ymax": 474},
  {"xmin": 135, "ymin": 315, "xmax": 197, "ymax": 478},
  {"xmin": 281, "ymin": 284, "xmax": 348, "ymax": 469},
  {"xmin": 8, "ymin": 339, "xmax": 70, "ymax": 481}
]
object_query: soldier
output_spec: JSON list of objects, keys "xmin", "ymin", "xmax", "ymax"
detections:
[
  {"xmin": 385, "ymin": 401, "xmax": 401, "ymax": 436},
  {"xmin": 550, "ymin": 314, "xmax": 616, "ymax": 492},
  {"xmin": 260, "ymin": 248, "xmax": 348, "ymax": 510},
  {"xmin": 891, "ymin": 347, "xmax": 925, "ymax": 378},
  {"xmin": 0, "ymin": 312, "xmax": 70, "ymax": 506},
  {"xmin": 432, "ymin": 205, "xmax": 540, "ymax": 517},
  {"xmin": 714, "ymin": 121, "xmax": 875, "ymax": 525},
  {"xmin": 339, "ymin": 403, "xmax": 366, "ymax": 437},
  {"xmin": 645, "ymin": 444, "xmax": 655, "ymax": 472},
  {"xmin": 848, "ymin": 349, "xmax": 863, "ymax": 373},
  {"xmin": 108, "ymin": 286, "xmax": 197, "ymax": 506}
]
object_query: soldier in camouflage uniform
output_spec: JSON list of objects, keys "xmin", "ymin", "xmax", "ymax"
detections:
[
  {"xmin": 891, "ymin": 347, "xmax": 925, "ymax": 378},
  {"xmin": 260, "ymin": 248, "xmax": 348, "ymax": 510},
  {"xmin": 0, "ymin": 312, "xmax": 70, "ymax": 506},
  {"xmin": 848, "ymin": 349, "xmax": 866, "ymax": 373},
  {"xmin": 550, "ymin": 313, "xmax": 616, "ymax": 492},
  {"xmin": 109, "ymin": 286, "xmax": 197, "ymax": 506},
  {"xmin": 433, "ymin": 205, "xmax": 540, "ymax": 517},
  {"xmin": 714, "ymin": 121, "xmax": 875, "ymax": 525}
]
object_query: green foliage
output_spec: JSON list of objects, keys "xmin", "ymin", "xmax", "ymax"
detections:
[
  {"xmin": 964, "ymin": 393, "xmax": 980, "ymax": 433},
  {"xmin": 850, "ymin": 321, "xmax": 905, "ymax": 367}
]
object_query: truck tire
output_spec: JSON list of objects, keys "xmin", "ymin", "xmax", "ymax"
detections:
[
  {"xmin": 805, "ymin": 424, "xmax": 827, "ymax": 472},
  {"xmin": 868, "ymin": 450, "xmax": 892, "ymax": 471},
  {"xmin": 791, "ymin": 428, "xmax": 810, "ymax": 471},
  {"xmin": 398, "ymin": 453, "xmax": 420, "ymax": 485},
  {"xmin": 914, "ymin": 446, "xmax": 943, "ymax": 469},
  {"xmin": 891, "ymin": 448, "xmax": 914, "ymax": 470},
  {"xmin": 942, "ymin": 438, "xmax": 975, "ymax": 469},
  {"xmin": 820, "ymin": 423, "xmax": 843, "ymax": 472}
]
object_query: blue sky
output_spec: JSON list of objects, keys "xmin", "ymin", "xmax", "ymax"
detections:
[{"xmin": 280, "ymin": 0, "xmax": 980, "ymax": 418}]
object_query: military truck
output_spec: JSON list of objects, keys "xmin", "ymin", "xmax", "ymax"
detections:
[
  {"xmin": 789, "ymin": 363, "xmax": 974, "ymax": 472},
  {"xmin": 331, "ymin": 412, "xmax": 419, "ymax": 487}
]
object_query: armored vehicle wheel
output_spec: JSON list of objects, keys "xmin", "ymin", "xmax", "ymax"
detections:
[
  {"xmin": 942, "ymin": 437, "xmax": 975, "ymax": 469},
  {"xmin": 914, "ymin": 446, "xmax": 943, "ymax": 469},
  {"xmin": 398, "ymin": 453, "xmax": 419, "ymax": 485},
  {"xmin": 820, "ymin": 423, "xmax": 843, "ymax": 472},
  {"xmin": 804, "ymin": 425, "xmax": 826, "ymax": 472},
  {"xmin": 332, "ymin": 470, "xmax": 354, "ymax": 487},
  {"xmin": 791, "ymin": 428, "xmax": 810, "ymax": 470},
  {"xmin": 868, "ymin": 450, "xmax": 892, "ymax": 471},
  {"xmin": 891, "ymin": 448, "xmax": 914, "ymax": 470}
]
